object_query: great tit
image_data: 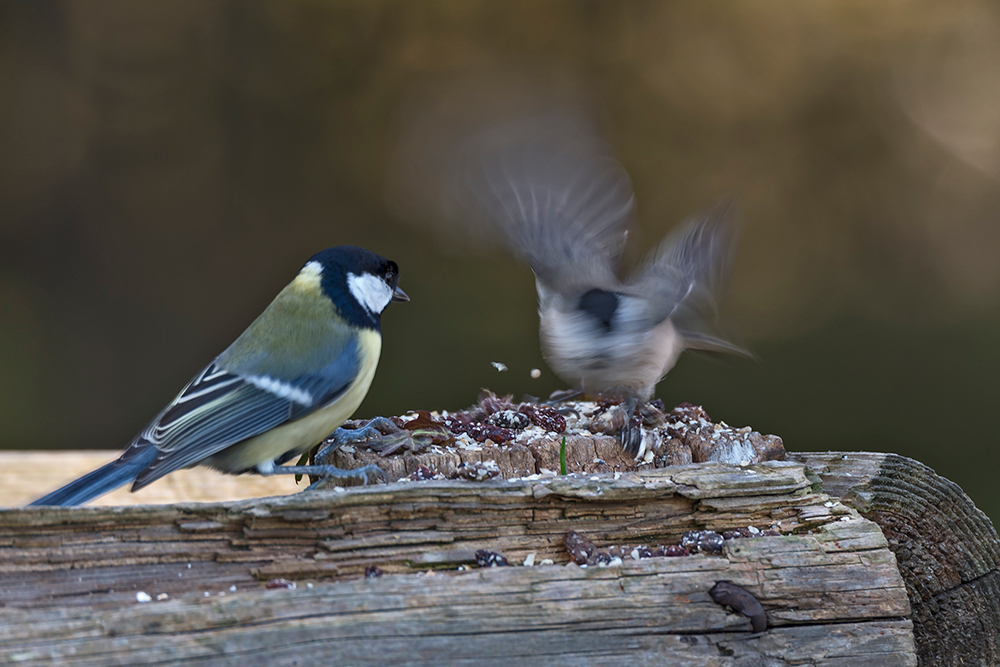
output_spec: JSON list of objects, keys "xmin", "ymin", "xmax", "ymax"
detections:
[
  {"xmin": 453, "ymin": 114, "xmax": 747, "ymax": 455},
  {"xmin": 29, "ymin": 245, "xmax": 408, "ymax": 506}
]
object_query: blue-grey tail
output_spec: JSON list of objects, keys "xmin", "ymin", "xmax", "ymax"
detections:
[{"xmin": 28, "ymin": 446, "xmax": 158, "ymax": 507}]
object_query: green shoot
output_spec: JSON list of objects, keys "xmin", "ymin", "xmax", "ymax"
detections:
[{"xmin": 560, "ymin": 435, "xmax": 567, "ymax": 475}]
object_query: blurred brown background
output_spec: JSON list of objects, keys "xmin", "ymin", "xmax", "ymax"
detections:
[{"xmin": 2, "ymin": 1, "xmax": 999, "ymax": 519}]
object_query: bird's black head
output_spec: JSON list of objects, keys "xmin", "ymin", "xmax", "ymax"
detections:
[
  {"xmin": 578, "ymin": 288, "xmax": 619, "ymax": 333},
  {"xmin": 306, "ymin": 246, "xmax": 409, "ymax": 329}
]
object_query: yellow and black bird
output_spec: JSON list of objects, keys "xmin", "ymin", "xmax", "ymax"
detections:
[{"xmin": 30, "ymin": 245, "xmax": 408, "ymax": 506}]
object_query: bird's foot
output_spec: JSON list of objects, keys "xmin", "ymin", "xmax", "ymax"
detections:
[
  {"xmin": 261, "ymin": 417, "xmax": 404, "ymax": 489},
  {"xmin": 321, "ymin": 416, "xmax": 429, "ymax": 458},
  {"xmin": 324, "ymin": 416, "xmax": 403, "ymax": 446}
]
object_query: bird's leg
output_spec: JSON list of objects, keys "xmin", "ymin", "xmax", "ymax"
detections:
[
  {"xmin": 261, "ymin": 417, "xmax": 404, "ymax": 488},
  {"xmin": 260, "ymin": 461, "xmax": 387, "ymax": 487}
]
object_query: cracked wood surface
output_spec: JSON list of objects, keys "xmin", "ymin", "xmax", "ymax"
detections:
[
  {"xmin": 791, "ymin": 452, "xmax": 1000, "ymax": 667},
  {"xmin": 0, "ymin": 460, "xmax": 917, "ymax": 665}
]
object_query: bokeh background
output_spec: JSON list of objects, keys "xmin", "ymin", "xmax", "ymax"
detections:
[{"xmin": 2, "ymin": 1, "xmax": 999, "ymax": 520}]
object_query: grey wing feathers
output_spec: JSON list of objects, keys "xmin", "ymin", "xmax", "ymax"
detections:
[
  {"xmin": 457, "ymin": 114, "xmax": 635, "ymax": 291},
  {"xmin": 130, "ymin": 366, "xmax": 294, "ymax": 487},
  {"xmin": 630, "ymin": 197, "xmax": 745, "ymax": 350},
  {"xmin": 129, "ymin": 338, "xmax": 360, "ymax": 489}
]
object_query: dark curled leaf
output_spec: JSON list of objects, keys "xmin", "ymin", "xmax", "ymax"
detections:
[
  {"xmin": 709, "ymin": 581, "xmax": 767, "ymax": 633},
  {"xmin": 294, "ymin": 451, "xmax": 311, "ymax": 484},
  {"xmin": 397, "ymin": 411, "xmax": 453, "ymax": 443},
  {"xmin": 477, "ymin": 389, "xmax": 518, "ymax": 417},
  {"xmin": 518, "ymin": 403, "xmax": 567, "ymax": 433},
  {"xmin": 564, "ymin": 530, "xmax": 596, "ymax": 565},
  {"xmin": 475, "ymin": 549, "xmax": 510, "ymax": 567}
]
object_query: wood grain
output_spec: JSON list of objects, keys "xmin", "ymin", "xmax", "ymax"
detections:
[
  {"xmin": 0, "ymin": 460, "xmax": 917, "ymax": 665},
  {"xmin": 791, "ymin": 452, "xmax": 1000, "ymax": 667}
]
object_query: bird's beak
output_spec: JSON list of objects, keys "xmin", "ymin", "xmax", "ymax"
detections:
[{"xmin": 391, "ymin": 286, "xmax": 410, "ymax": 303}]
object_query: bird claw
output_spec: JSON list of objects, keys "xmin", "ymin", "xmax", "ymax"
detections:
[
  {"xmin": 322, "ymin": 417, "xmax": 402, "ymax": 448},
  {"xmin": 319, "ymin": 416, "xmax": 417, "ymax": 458},
  {"xmin": 261, "ymin": 459, "xmax": 388, "ymax": 488},
  {"xmin": 304, "ymin": 463, "xmax": 388, "ymax": 490},
  {"xmin": 268, "ymin": 417, "xmax": 398, "ymax": 488}
]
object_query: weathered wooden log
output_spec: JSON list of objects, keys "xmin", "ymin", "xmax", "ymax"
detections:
[
  {"xmin": 0, "ymin": 450, "xmax": 994, "ymax": 665},
  {"xmin": 790, "ymin": 452, "xmax": 1000, "ymax": 667},
  {"xmin": 1, "ymin": 458, "xmax": 915, "ymax": 666}
]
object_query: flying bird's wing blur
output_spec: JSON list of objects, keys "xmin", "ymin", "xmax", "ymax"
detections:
[
  {"xmin": 628, "ymin": 198, "xmax": 748, "ymax": 356},
  {"xmin": 454, "ymin": 113, "xmax": 634, "ymax": 295}
]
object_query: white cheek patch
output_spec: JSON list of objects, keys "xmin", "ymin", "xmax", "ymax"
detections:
[{"xmin": 347, "ymin": 272, "xmax": 393, "ymax": 316}]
